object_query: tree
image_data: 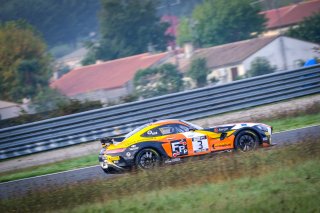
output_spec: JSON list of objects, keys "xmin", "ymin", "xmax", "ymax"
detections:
[
  {"xmin": 177, "ymin": 17, "xmax": 194, "ymax": 46},
  {"xmin": 84, "ymin": 0, "xmax": 172, "ymax": 63},
  {"xmin": 187, "ymin": 58, "xmax": 209, "ymax": 87},
  {"xmin": 0, "ymin": 21, "xmax": 51, "ymax": 102},
  {"xmin": 0, "ymin": 0, "xmax": 100, "ymax": 47},
  {"xmin": 192, "ymin": 0, "xmax": 266, "ymax": 47},
  {"xmin": 134, "ymin": 63, "xmax": 183, "ymax": 99},
  {"xmin": 286, "ymin": 13, "xmax": 320, "ymax": 44},
  {"xmin": 246, "ymin": 57, "xmax": 276, "ymax": 77}
]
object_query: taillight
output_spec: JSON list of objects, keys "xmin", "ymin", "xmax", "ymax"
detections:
[{"xmin": 105, "ymin": 148, "xmax": 126, "ymax": 154}]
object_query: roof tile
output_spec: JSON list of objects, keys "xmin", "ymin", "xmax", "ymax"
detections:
[
  {"xmin": 261, "ymin": 0, "xmax": 320, "ymax": 29},
  {"xmin": 51, "ymin": 52, "xmax": 168, "ymax": 96},
  {"xmin": 190, "ymin": 36, "xmax": 278, "ymax": 70}
]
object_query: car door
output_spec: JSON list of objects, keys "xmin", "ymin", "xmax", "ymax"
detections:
[
  {"xmin": 181, "ymin": 130, "xmax": 210, "ymax": 156},
  {"xmin": 156, "ymin": 124, "xmax": 189, "ymax": 158},
  {"xmin": 159, "ymin": 124, "xmax": 210, "ymax": 157}
]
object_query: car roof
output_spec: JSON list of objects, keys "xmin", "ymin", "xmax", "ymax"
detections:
[{"xmin": 152, "ymin": 119, "xmax": 186, "ymax": 126}]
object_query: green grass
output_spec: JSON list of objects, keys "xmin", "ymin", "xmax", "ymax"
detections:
[
  {"xmin": 0, "ymin": 154, "xmax": 97, "ymax": 183},
  {"xmin": 64, "ymin": 160, "xmax": 320, "ymax": 213},
  {"xmin": 1, "ymin": 139, "xmax": 319, "ymax": 213},
  {"xmin": 0, "ymin": 112, "xmax": 319, "ymax": 183},
  {"xmin": 263, "ymin": 112, "xmax": 320, "ymax": 132}
]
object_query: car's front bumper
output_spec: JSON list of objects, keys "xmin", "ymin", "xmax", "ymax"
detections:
[{"xmin": 261, "ymin": 130, "xmax": 275, "ymax": 147}]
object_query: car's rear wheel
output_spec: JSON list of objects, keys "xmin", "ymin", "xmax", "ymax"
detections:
[
  {"xmin": 135, "ymin": 148, "xmax": 161, "ymax": 169},
  {"xmin": 235, "ymin": 130, "xmax": 259, "ymax": 151}
]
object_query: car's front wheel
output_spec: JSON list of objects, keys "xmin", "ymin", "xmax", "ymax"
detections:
[
  {"xmin": 235, "ymin": 130, "xmax": 259, "ymax": 151},
  {"xmin": 135, "ymin": 148, "xmax": 162, "ymax": 169}
]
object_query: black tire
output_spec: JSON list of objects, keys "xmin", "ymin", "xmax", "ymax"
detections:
[
  {"xmin": 135, "ymin": 148, "xmax": 162, "ymax": 169},
  {"xmin": 234, "ymin": 130, "xmax": 259, "ymax": 152}
]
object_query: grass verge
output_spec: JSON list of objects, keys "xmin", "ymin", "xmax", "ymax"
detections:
[
  {"xmin": 262, "ymin": 111, "xmax": 320, "ymax": 132},
  {"xmin": 1, "ymin": 139, "xmax": 319, "ymax": 212},
  {"xmin": 0, "ymin": 111, "xmax": 319, "ymax": 183},
  {"xmin": 65, "ymin": 160, "xmax": 320, "ymax": 213},
  {"xmin": 0, "ymin": 154, "xmax": 97, "ymax": 183}
]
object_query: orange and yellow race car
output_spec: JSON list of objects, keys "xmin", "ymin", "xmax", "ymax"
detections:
[{"xmin": 98, "ymin": 119, "xmax": 272, "ymax": 173}]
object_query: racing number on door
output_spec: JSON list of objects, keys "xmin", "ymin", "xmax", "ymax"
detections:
[{"xmin": 192, "ymin": 136, "xmax": 209, "ymax": 153}]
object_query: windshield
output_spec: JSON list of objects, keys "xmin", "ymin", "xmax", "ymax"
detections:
[
  {"xmin": 124, "ymin": 123, "xmax": 149, "ymax": 139},
  {"xmin": 181, "ymin": 120, "xmax": 203, "ymax": 130}
]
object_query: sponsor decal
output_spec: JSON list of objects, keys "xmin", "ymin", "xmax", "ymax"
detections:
[
  {"xmin": 214, "ymin": 127, "xmax": 230, "ymax": 132},
  {"xmin": 241, "ymin": 124, "xmax": 247, "ymax": 126},
  {"xmin": 107, "ymin": 155, "xmax": 120, "ymax": 162},
  {"xmin": 215, "ymin": 143, "xmax": 230, "ymax": 147},
  {"xmin": 147, "ymin": 130, "xmax": 158, "ymax": 135},
  {"xmin": 129, "ymin": 144, "xmax": 139, "ymax": 150},
  {"xmin": 129, "ymin": 147, "xmax": 139, "ymax": 151},
  {"xmin": 171, "ymin": 139, "xmax": 188, "ymax": 157}
]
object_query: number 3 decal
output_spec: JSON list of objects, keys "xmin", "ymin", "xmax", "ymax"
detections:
[{"xmin": 192, "ymin": 136, "xmax": 209, "ymax": 153}]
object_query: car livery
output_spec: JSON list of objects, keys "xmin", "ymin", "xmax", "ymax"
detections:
[{"xmin": 99, "ymin": 119, "xmax": 272, "ymax": 173}]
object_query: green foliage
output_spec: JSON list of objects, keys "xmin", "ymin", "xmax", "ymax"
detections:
[
  {"xmin": 119, "ymin": 94, "xmax": 138, "ymax": 104},
  {"xmin": 31, "ymin": 88, "xmax": 70, "ymax": 113},
  {"xmin": 187, "ymin": 58, "xmax": 209, "ymax": 87},
  {"xmin": 134, "ymin": 63, "xmax": 183, "ymax": 99},
  {"xmin": 192, "ymin": 0, "xmax": 266, "ymax": 47},
  {"xmin": 0, "ymin": 21, "xmax": 51, "ymax": 102},
  {"xmin": 157, "ymin": 0, "xmax": 203, "ymax": 17},
  {"xmin": 84, "ymin": 0, "xmax": 172, "ymax": 63},
  {"xmin": 0, "ymin": 0, "xmax": 100, "ymax": 47},
  {"xmin": 286, "ymin": 13, "xmax": 320, "ymax": 44},
  {"xmin": 177, "ymin": 17, "xmax": 194, "ymax": 46},
  {"xmin": 247, "ymin": 57, "xmax": 276, "ymax": 77},
  {"xmin": 259, "ymin": 0, "xmax": 303, "ymax": 10}
]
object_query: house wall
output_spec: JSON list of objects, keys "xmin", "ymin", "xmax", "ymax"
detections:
[
  {"xmin": 208, "ymin": 64, "xmax": 245, "ymax": 84},
  {"xmin": 0, "ymin": 106, "xmax": 21, "ymax": 120},
  {"xmin": 71, "ymin": 81, "xmax": 134, "ymax": 104},
  {"xmin": 243, "ymin": 37, "xmax": 320, "ymax": 72}
]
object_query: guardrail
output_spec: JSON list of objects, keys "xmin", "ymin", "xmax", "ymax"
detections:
[{"xmin": 0, "ymin": 65, "xmax": 319, "ymax": 160}]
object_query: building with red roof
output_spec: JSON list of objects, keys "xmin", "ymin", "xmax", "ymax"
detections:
[
  {"xmin": 261, "ymin": 0, "xmax": 320, "ymax": 35},
  {"xmin": 51, "ymin": 52, "xmax": 169, "ymax": 103}
]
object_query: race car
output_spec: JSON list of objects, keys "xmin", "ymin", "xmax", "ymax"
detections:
[{"xmin": 99, "ymin": 119, "xmax": 272, "ymax": 173}]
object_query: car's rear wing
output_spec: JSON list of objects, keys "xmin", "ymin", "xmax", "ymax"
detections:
[{"xmin": 100, "ymin": 136, "xmax": 125, "ymax": 146}]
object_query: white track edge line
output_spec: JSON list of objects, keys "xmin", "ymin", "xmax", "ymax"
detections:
[
  {"xmin": 0, "ymin": 165, "xmax": 100, "ymax": 185},
  {"xmin": 1, "ymin": 124, "xmax": 319, "ymax": 185},
  {"xmin": 274, "ymin": 124, "xmax": 320, "ymax": 134}
]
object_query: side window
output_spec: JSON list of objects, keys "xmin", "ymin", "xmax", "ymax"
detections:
[
  {"xmin": 142, "ymin": 128, "xmax": 162, "ymax": 137},
  {"xmin": 142, "ymin": 124, "xmax": 191, "ymax": 137},
  {"xmin": 176, "ymin": 124, "xmax": 190, "ymax": 133},
  {"xmin": 158, "ymin": 125, "xmax": 177, "ymax": 135}
]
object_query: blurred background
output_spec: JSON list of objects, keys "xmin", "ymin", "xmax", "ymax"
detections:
[{"xmin": 0, "ymin": 0, "xmax": 319, "ymax": 127}]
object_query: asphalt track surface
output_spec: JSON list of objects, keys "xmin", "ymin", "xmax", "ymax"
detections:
[{"xmin": 1, "ymin": 125, "xmax": 319, "ymax": 200}]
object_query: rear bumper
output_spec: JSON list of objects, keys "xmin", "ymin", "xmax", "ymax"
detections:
[{"xmin": 98, "ymin": 154, "xmax": 131, "ymax": 171}]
